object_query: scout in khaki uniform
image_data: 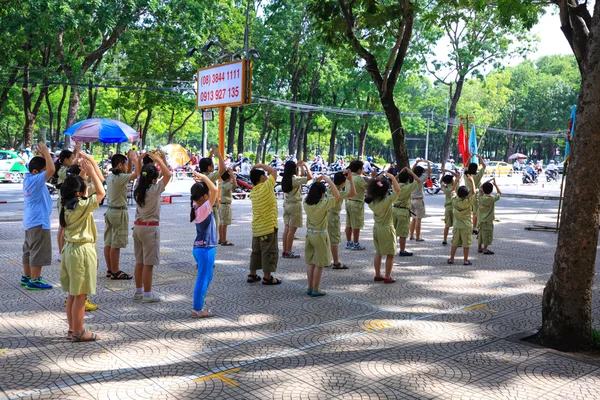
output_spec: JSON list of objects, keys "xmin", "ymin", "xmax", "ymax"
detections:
[
  {"xmin": 60, "ymin": 158, "xmax": 105, "ymax": 342},
  {"xmin": 409, "ymin": 159, "xmax": 431, "ymax": 241},
  {"xmin": 440, "ymin": 168, "xmax": 460, "ymax": 245},
  {"xmin": 218, "ymin": 168, "xmax": 237, "ymax": 246},
  {"xmin": 448, "ymin": 174, "xmax": 476, "ymax": 266},
  {"xmin": 345, "ymin": 160, "xmax": 369, "ymax": 251},
  {"xmin": 327, "ymin": 170, "xmax": 356, "ymax": 269},
  {"xmin": 304, "ymin": 175, "xmax": 340, "ymax": 297},
  {"xmin": 464, "ymin": 154, "xmax": 487, "ymax": 234},
  {"xmin": 477, "ymin": 178, "xmax": 501, "ymax": 255},
  {"xmin": 393, "ymin": 167, "xmax": 421, "ymax": 256},
  {"xmin": 198, "ymin": 146, "xmax": 227, "ymax": 236},
  {"xmin": 54, "ymin": 143, "xmax": 79, "ymax": 262},
  {"xmin": 282, "ymin": 160, "xmax": 312, "ymax": 259},
  {"xmin": 367, "ymin": 172, "xmax": 401, "ymax": 284},
  {"xmin": 132, "ymin": 152, "xmax": 171, "ymax": 304},
  {"xmin": 104, "ymin": 150, "xmax": 139, "ymax": 280},
  {"xmin": 248, "ymin": 163, "xmax": 282, "ymax": 285}
]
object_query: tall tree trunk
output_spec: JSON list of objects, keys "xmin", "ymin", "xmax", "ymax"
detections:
[
  {"xmin": 442, "ymin": 78, "xmax": 465, "ymax": 165},
  {"xmin": 301, "ymin": 113, "xmax": 313, "ymax": 162},
  {"xmin": 275, "ymin": 128, "xmax": 279, "ymax": 155},
  {"xmin": 538, "ymin": 0, "xmax": 599, "ymax": 351},
  {"xmin": 0, "ymin": 67, "xmax": 19, "ymax": 114},
  {"xmin": 256, "ymin": 105, "xmax": 274, "ymax": 164},
  {"xmin": 328, "ymin": 120, "xmax": 340, "ymax": 165},
  {"xmin": 55, "ymin": 85, "xmax": 68, "ymax": 150},
  {"xmin": 238, "ymin": 108, "xmax": 246, "ymax": 155},
  {"xmin": 289, "ymin": 109, "xmax": 298, "ymax": 156},
  {"xmin": 505, "ymin": 134, "xmax": 514, "ymax": 162},
  {"xmin": 44, "ymin": 89, "xmax": 55, "ymax": 148},
  {"xmin": 87, "ymin": 79, "xmax": 100, "ymax": 119},
  {"xmin": 167, "ymin": 110, "xmax": 195, "ymax": 143},
  {"xmin": 262, "ymin": 127, "xmax": 273, "ymax": 162},
  {"xmin": 64, "ymin": 86, "xmax": 81, "ymax": 149},
  {"xmin": 381, "ymin": 91, "xmax": 409, "ymax": 168},
  {"xmin": 227, "ymin": 106, "xmax": 238, "ymax": 154},
  {"xmin": 358, "ymin": 119, "xmax": 369, "ymax": 159},
  {"xmin": 21, "ymin": 66, "xmax": 47, "ymax": 149},
  {"xmin": 141, "ymin": 108, "xmax": 152, "ymax": 149}
]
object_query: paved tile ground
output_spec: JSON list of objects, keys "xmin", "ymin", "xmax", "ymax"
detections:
[{"xmin": 1, "ymin": 191, "xmax": 599, "ymax": 399}]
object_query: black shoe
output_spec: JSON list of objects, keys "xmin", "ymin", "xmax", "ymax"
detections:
[
  {"xmin": 442, "ymin": 241, "xmax": 448, "ymax": 245},
  {"xmin": 472, "ymin": 229, "xmax": 478, "ymax": 235},
  {"xmin": 398, "ymin": 251, "xmax": 413, "ymax": 257}
]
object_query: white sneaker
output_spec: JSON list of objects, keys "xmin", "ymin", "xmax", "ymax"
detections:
[
  {"xmin": 133, "ymin": 293, "xmax": 143, "ymax": 301},
  {"xmin": 142, "ymin": 294, "xmax": 161, "ymax": 303}
]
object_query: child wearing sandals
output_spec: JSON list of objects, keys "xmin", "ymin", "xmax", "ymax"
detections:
[
  {"xmin": 218, "ymin": 168, "xmax": 237, "ymax": 246},
  {"xmin": 60, "ymin": 158, "xmax": 105, "ymax": 342},
  {"xmin": 190, "ymin": 173, "xmax": 219, "ymax": 318},
  {"xmin": 327, "ymin": 170, "xmax": 356, "ymax": 269},
  {"xmin": 104, "ymin": 150, "xmax": 139, "ymax": 280},
  {"xmin": 441, "ymin": 168, "xmax": 460, "ymax": 245},
  {"xmin": 282, "ymin": 160, "xmax": 312, "ymax": 259},
  {"xmin": 448, "ymin": 174, "xmax": 475, "ymax": 266},
  {"xmin": 366, "ymin": 172, "xmax": 401, "ymax": 283},
  {"xmin": 304, "ymin": 175, "xmax": 340, "ymax": 297},
  {"xmin": 393, "ymin": 167, "xmax": 420, "ymax": 257},
  {"xmin": 132, "ymin": 152, "xmax": 171, "ymax": 303},
  {"xmin": 477, "ymin": 178, "xmax": 501, "ymax": 255}
]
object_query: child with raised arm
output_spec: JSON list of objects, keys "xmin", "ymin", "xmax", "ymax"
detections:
[
  {"xmin": 464, "ymin": 154, "xmax": 487, "ymax": 234},
  {"xmin": 409, "ymin": 159, "xmax": 431, "ymax": 241},
  {"xmin": 190, "ymin": 173, "xmax": 219, "ymax": 318},
  {"xmin": 441, "ymin": 168, "xmax": 460, "ymax": 245},
  {"xmin": 54, "ymin": 142, "xmax": 80, "ymax": 262},
  {"xmin": 218, "ymin": 168, "xmax": 237, "ymax": 246},
  {"xmin": 448, "ymin": 174, "xmax": 475, "ymax": 266},
  {"xmin": 248, "ymin": 163, "xmax": 281, "ymax": 285},
  {"xmin": 393, "ymin": 167, "xmax": 420, "ymax": 256},
  {"xmin": 345, "ymin": 160, "xmax": 367, "ymax": 250},
  {"xmin": 328, "ymin": 170, "xmax": 356, "ymax": 269},
  {"xmin": 281, "ymin": 160, "xmax": 312, "ymax": 258},
  {"xmin": 477, "ymin": 178, "xmax": 502, "ymax": 255},
  {"xmin": 104, "ymin": 149, "xmax": 139, "ymax": 280},
  {"xmin": 199, "ymin": 146, "xmax": 227, "ymax": 232},
  {"xmin": 60, "ymin": 158, "xmax": 105, "ymax": 341},
  {"xmin": 132, "ymin": 152, "xmax": 171, "ymax": 303},
  {"xmin": 304, "ymin": 175, "xmax": 340, "ymax": 296},
  {"xmin": 21, "ymin": 142, "xmax": 55, "ymax": 290},
  {"xmin": 367, "ymin": 172, "xmax": 401, "ymax": 283}
]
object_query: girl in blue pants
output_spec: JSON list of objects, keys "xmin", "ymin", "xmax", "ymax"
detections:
[{"xmin": 189, "ymin": 172, "xmax": 218, "ymax": 318}]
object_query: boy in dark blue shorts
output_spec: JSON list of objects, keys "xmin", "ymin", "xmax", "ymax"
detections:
[{"xmin": 22, "ymin": 142, "xmax": 55, "ymax": 290}]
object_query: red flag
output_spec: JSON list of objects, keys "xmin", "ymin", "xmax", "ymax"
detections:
[{"xmin": 458, "ymin": 121, "xmax": 468, "ymax": 166}]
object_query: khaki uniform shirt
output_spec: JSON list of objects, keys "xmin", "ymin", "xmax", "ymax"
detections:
[
  {"xmin": 64, "ymin": 194, "xmax": 99, "ymax": 244},
  {"xmin": 285, "ymin": 176, "xmax": 308, "ymax": 203},
  {"xmin": 477, "ymin": 193, "xmax": 500, "ymax": 223},
  {"xmin": 369, "ymin": 192, "xmax": 400, "ymax": 227},
  {"xmin": 452, "ymin": 195, "xmax": 476, "ymax": 230},
  {"xmin": 220, "ymin": 181, "xmax": 233, "ymax": 204},
  {"xmin": 106, "ymin": 173, "xmax": 132, "ymax": 207},
  {"xmin": 304, "ymin": 197, "xmax": 337, "ymax": 231},
  {"xmin": 134, "ymin": 180, "xmax": 166, "ymax": 223}
]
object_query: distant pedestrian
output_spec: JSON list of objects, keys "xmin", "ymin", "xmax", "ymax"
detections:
[
  {"xmin": 190, "ymin": 173, "xmax": 219, "ymax": 318},
  {"xmin": 366, "ymin": 172, "xmax": 401, "ymax": 283},
  {"xmin": 477, "ymin": 178, "xmax": 501, "ymax": 255},
  {"xmin": 21, "ymin": 142, "xmax": 55, "ymax": 290},
  {"xmin": 448, "ymin": 174, "xmax": 476, "ymax": 266}
]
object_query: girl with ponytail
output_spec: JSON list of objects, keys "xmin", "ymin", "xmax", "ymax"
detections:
[
  {"xmin": 131, "ymin": 152, "xmax": 171, "ymax": 303},
  {"xmin": 189, "ymin": 173, "xmax": 218, "ymax": 318},
  {"xmin": 55, "ymin": 142, "xmax": 81, "ymax": 262},
  {"xmin": 60, "ymin": 158, "xmax": 105, "ymax": 342},
  {"xmin": 281, "ymin": 160, "xmax": 312, "ymax": 259}
]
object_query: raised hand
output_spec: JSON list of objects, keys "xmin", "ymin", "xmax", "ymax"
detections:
[{"xmin": 37, "ymin": 141, "xmax": 49, "ymax": 155}]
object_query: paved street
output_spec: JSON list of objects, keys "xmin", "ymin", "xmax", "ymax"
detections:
[{"xmin": 0, "ymin": 187, "xmax": 599, "ymax": 399}]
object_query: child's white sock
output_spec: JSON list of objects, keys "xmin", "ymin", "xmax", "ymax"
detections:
[
  {"xmin": 143, "ymin": 291, "xmax": 152, "ymax": 297},
  {"xmin": 135, "ymin": 288, "xmax": 143, "ymax": 294}
]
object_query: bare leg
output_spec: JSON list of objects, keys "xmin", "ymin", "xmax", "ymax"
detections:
[
  {"xmin": 345, "ymin": 227, "xmax": 352, "ymax": 242},
  {"xmin": 415, "ymin": 219, "xmax": 422, "ymax": 240},
  {"xmin": 352, "ymin": 229, "xmax": 360, "ymax": 243},
  {"xmin": 24, "ymin": 264, "xmax": 41, "ymax": 279},
  {"xmin": 71, "ymin": 294, "xmax": 87, "ymax": 334},
  {"xmin": 331, "ymin": 245, "xmax": 339, "ymax": 265},
  {"xmin": 66, "ymin": 295, "xmax": 74, "ymax": 332},
  {"xmin": 307, "ymin": 264, "xmax": 315, "ymax": 290},
  {"xmin": 287, "ymin": 226, "xmax": 298, "ymax": 253},
  {"xmin": 142, "ymin": 265, "xmax": 154, "ymax": 292},
  {"xmin": 374, "ymin": 254, "xmax": 382, "ymax": 278},
  {"xmin": 473, "ymin": 213, "xmax": 478, "ymax": 229},
  {"xmin": 222, "ymin": 226, "xmax": 228, "ymax": 243},
  {"xmin": 58, "ymin": 226, "xmax": 64, "ymax": 258},
  {"xmin": 283, "ymin": 225, "xmax": 290, "ymax": 253},
  {"xmin": 399, "ymin": 237, "xmax": 407, "ymax": 252},
  {"xmin": 104, "ymin": 246, "xmax": 112, "ymax": 273},
  {"xmin": 134, "ymin": 263, "xmax": 143, "ymax": 289},
  {"xmin": 449, "ymin": 246, "xmax": 458, "ymax": 262},
  {"xmin": 311, "ymin": 267, "xmax": 324, "ymax": 291},
  {"xmin": 409, "ymin": 219, "xmax": 416, "ymax": 239},
  {"xmin": 463, "ymin": 247, "xmax": 470, "ymax": 264},
  {"xmin": 109, "ymin": 248, "xmax": 121, "ymax": 274},
  {"xmin": 385, "ymin": 255, "xmax": 394, "ymax": 278},
  {"xmin": 443, "ymin": 227, "xmax": 450, "ymax": 242}
]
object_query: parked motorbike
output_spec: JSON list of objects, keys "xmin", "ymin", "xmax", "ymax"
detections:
[{"xmin": 425, "ymin": 176, "xmax": 442, "ymax": 195}]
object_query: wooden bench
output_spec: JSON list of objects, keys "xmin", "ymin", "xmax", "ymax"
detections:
[{"xmin": 161, "ymin": 194, "xmax": 183, "ymax": 204}]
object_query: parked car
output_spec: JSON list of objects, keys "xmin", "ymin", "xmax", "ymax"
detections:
[
  {"xmin": 485, "ymin": 161, "xmax": 513, "ymax": 177},
  {"xmin": 0, "ymin": 150, "xmax": 28, "ymax": 183},
  {"xmin": 408, "ymin": 159, "xmax": 443, "ymax": 176}
]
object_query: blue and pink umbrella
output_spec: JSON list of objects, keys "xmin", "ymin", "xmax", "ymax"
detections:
[{"xmin": 63, "ymin": 118, "xmax": 139, "ymax": 143}]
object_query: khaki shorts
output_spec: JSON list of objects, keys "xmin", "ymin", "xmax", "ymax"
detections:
[
  {"xmin": 328, "ymin": 212, "xmax": 341, "ymax": 246},
  {"xmin": 477, "ymin": 221, "xmax": 494, "ymax": 246},
  {"xmin": 345, "ymin": 200, "xmax": 364, "ymax": 230},
  {"xmin": 374, "ymin": 225, "xmax": 397, "ymax": 255},
  {"xmin": 104, "ymin": 208, "xmax": 129, "ymax": 248},
  {"xmin": 452, "ymin": 228, "xmax": 472, "ymax": 248},
  {"xmin": 305, "ymin": 232, "xmax": 331, "ymax": 267},
  {"xmin": 444, "ymin": 207, "xmax": 453, "ymax": 228},
  {"xmin": 393, "ymin": 208, "xmax": 410, "ymax": 238},
  {"xmin": 213, "ymin": 205, "xmax": 219, "ymax": 227},
  {"xmin": 410, "ymin": 199, "xmax": 426, "ymax": 219},
  {"xmin": 60, "ymin": 242, "xmax": 97, "ymax": 295},
  {"xmin": 23, "ymin": 225, "xmax": 52, "ymax": 266},
  {"xmin": 133, "ymin": 226, "xmax": 160, "ymax": 266},
  {"xmin": 250, "ymin": 229, "xmax": 279, "ymax": 274},
  {"xmin": 219, "ymin": 203, "xmax": 232, "ymax": 226},
  {"xmin": 283, "ymin": 201, "xmax": 303, "ymax": 228}
]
